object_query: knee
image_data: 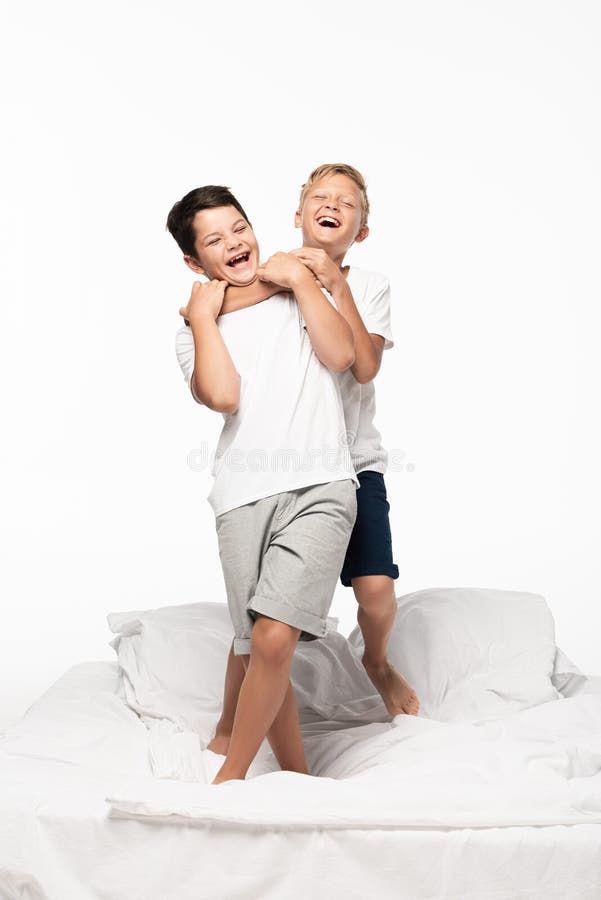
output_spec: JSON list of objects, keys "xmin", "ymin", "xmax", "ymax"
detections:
[
  {"xmin": 250, "ymin": 616, "xmax": 299, "ymax": 667},
  {"xmin": 355, "ymin": 576, "xmax": 395, "ymax": 611}
]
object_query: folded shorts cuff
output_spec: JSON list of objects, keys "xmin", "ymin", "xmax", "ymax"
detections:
[
  {"xmin": 247, "ymin": 594, "xmax": 328, "ymax": 640},
  {"xmin": 233, "ymin": 637, "xmax": 252, "ymax": 656},
  {"xmin": 341, "ymin": 562, "xmax": 400, "ymax": 587}
]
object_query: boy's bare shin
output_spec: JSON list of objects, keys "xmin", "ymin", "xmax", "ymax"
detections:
[
  {"xmin": 207, "ymin": 640, "xmax": 245, "ymax": 755},
  {"xmin": 353, "ymin": 575, "xmax": 397, "ymax": 667},
  {"xmin": 209, "ymin": 643, "xmax": 307, "ymax": 774},
  {"xmin": 213, "ymin": 616, "xmax": 301, "ymax": 783},
  {"xmin": 265, "ymin": 680, "xmax": 308, "ymax": 774},
  {"xmin": 353, "ymin": 575, "xmax": 420, "ymax": 717}
]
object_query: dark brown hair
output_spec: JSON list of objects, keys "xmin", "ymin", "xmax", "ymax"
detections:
[{"xmin": 166, "ymin": 185, "xmax": 252, "ymax": 259}]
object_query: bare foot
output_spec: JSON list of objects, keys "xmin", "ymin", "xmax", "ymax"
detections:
[
  {"xmin": 212, "ymin": 766, "xmax": 243, "ymax": 785},
  {"xmin": 207, "ymin": 733, "xmax": 231, "ymax": 755},
  {"xmin": 212, "ymin": 774, "xmax": 232, "ymax": 784},
  {"xmin": 363, "ymin": 658, "xmax": 420, "ymax": 716}
]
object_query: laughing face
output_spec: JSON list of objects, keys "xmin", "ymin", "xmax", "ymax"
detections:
[
  {"xmin": 295, "ymin": 173, "xmax": 369, "ymax": 263},
  {"xmin": 184, "ymin": 205, "xmax": 259, "ymax": 286}
]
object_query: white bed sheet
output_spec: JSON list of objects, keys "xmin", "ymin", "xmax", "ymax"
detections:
[{"xmin": 1, "ymin": 661, "xmax": 601, "ymax": 900}]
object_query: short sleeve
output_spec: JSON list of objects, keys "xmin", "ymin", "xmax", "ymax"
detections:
[
  {"xmin": 175, "ymin": 324, "xmax": 203, "ymax": 403},
  {"xmin": 361, "ymin": 276, "xmax": 394, "ymax": 350}
]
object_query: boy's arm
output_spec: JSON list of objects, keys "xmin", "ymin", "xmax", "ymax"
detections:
[
  {"xmin": 219, "ymin": 279, "xmax": 282, "ymax": 310},
  {"xmin": 179, "ymin": 280, "xmax": 241, "ymax": 414},
  {"xmin": 290, "ymin": 248, "xmax": 384, "ymax": 385},
  {"xmin": 329, "ymin": 279, "xmax": 384, "ymax": 384},
  {"xmin": 256, "ymin": 253, "xmax": 355, "ymax": 373}
]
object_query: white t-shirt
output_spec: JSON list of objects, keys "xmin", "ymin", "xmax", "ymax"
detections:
[
  {"xmin": 175, "ymin": 291, "xmax": 359, "ymax": 517},
  {"xmin": 299, "ymin": 267, "xmax": 394, "ymax": 475},
  {"xmin": 341, "ymin": 267, "xmax": 394, "ymax": 474}
]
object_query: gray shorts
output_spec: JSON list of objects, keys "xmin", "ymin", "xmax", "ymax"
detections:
[{"xmin": 215, "ymin": 479, "xmax": 357, "ymax": 655}]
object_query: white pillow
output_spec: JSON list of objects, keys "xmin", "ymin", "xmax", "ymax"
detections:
[
  {"xmin": 348, "ymin": 587, "xmax": 561, "ymax": 722},
  {"xmin": 108, "ymin": 603, "xmax": 232, "ymax": 746},
  {"xmin": 108, "ymin": 602, "xmax": 387, "ymax": 747}
]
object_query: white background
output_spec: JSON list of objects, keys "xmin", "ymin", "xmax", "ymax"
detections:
[{"xmin": 1, "ymin": 1, "xmax": 599, "ymax": 729}]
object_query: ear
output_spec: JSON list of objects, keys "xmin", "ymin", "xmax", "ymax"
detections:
[
  {"xmin": 183, "ymin": 254, "xmax": 206, "ymax": 276},
  {"xmin": 294, "ymin": 209, "xmax": 302, "ymax": 229},
  {"xmin": 353, "ymin": 224, "xmax": 369, "ymax": 244}
]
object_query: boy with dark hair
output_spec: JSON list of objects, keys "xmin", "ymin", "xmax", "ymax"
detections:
[{"xmin": 169, "ymin": 185, "xmax": 358, "ymax": 782}]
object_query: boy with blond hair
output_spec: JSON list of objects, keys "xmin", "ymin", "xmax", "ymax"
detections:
[
  {"xmin": 292, "ymin": 163, "xmax": 418, "ymax": 716},
  {"xmin": 208, "ymin": 164, "xmax": 418, "ymax": 759}
]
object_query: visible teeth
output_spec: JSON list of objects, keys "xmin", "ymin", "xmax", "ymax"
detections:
[
  {"xmin": 228, "ymin": 253, "xmax": 249, "ymax": 266},
  {"xmin": 318, "ymin": 216, "xmax": 340, "ymax": 227}
]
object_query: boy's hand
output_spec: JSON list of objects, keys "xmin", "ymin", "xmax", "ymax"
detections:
[
  {"xmin": 180, "ymin": 280, "xmax": 228, "ymax": 326},
  {"xmin": 289, "ymin": 247, "xmax": 345, "ymax": 294},
  {"xmin": 256, "ymin": 252, "xmax": 307, "ymax": 290}
]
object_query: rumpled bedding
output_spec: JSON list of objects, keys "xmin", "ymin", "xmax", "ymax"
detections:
[
  {"xmin": 2, "ymin": 660, "xmax": 601, "ymax": 900},
  {"xmin": 108, "ymin": 689, "xmax": 601, "ymax": 829}
]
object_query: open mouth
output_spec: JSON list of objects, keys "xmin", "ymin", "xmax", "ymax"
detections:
[
  {"xmin": 317, "ymin": 215, "xmax": 341, "ymax": 229},
  {"xmin": 227, "ymin": 252, "xmax": 251, "ymax": 267}
]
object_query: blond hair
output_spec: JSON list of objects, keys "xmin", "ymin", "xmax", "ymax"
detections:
[{"xmin": 298, "ymin": 163, "xmax": 370, "ymax": 228}]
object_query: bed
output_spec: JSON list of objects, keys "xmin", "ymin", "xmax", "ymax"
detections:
[{"xmin": 1, "ymin": 587, "xmax": 601, "ymax": 900}]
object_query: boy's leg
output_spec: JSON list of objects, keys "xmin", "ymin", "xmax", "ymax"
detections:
[
  {"xmin": 266, "ymin": 679, "xmax": 308, "ymax": 773},
  {"xmin": 213, "ymin": 615, "xmax": 302, "ymax": 783},
  {"xmin": 341, "ymin": 471, "xmax": 419, "ymax": 717},
  {"xmin": 208, "ymin": 642, "xmax": 308, "ymax": 774},
  {"xmin": 238, "ymin": 655, "xmax": 308, "ymax": 774},
  {"xmin": 211, "ymin": 495, "xmax": 283, "ymax": 758},
  {"xmin": 353, "ymin": 574, "xmax": 419, "ymax": 716},
  {"xmin": 214, "ymin": 478, "xmax": 356, "ymax": 782},
  {"xmin": 207, "ymin": 639, "xmax": 244, "ymax": 754}
]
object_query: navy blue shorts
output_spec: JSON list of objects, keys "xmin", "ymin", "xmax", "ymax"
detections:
[{"xmin": 340, "ymin": 470, "xmax": 400, "ymax": 587}]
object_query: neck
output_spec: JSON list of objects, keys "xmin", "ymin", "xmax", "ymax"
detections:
[{"xmin": 303, "ymin": 238, "xmax": 346, "ymax": 269}]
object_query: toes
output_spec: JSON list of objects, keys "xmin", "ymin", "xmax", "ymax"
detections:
[{"xmin": 405, "ymin": 695, "xmax": 420, "ymax": 715}]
